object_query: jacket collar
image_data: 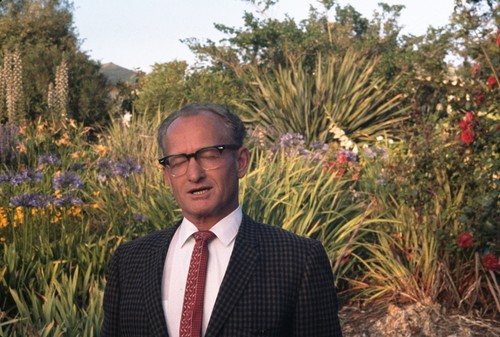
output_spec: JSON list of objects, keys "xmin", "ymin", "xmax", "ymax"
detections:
[
  {"xmin": 140, "ymin": 214, "xmax": 259, "ymax": 337},
  {"xmin": 205, "ymin": 214, "xmax": 259, "ymax": 337},
  {"xmin": 142, "ymin": 223, "xmax": 180, "ymax": 336}
]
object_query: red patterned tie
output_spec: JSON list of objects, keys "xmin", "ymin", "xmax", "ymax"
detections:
[{"xmin": 179, "ymin": 231, "xmax": 216, "ymax": 337}]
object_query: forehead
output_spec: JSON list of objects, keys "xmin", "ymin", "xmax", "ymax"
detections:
[{"xmin": 164, "ymin": 111, "xmax": 231, "ymax": 151}]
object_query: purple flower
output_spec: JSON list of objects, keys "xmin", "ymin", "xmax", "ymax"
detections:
[
  {"xmin": 53, "ymin": 171, "xmax": 84, "ymax": 190},
  {"xmin": 39, "ymin": 153, "xmax": 61, "ymax": 166},
  {"xmin": 53, "ymin": 192, "xmax": 82, "ymax": 207},
  {"xmin": 271, "ymin": 132, "xmax": 307, "ymax": 157},
  {"xmin": 132, "ymin": 213, "xmax": 148, "ymax": 223},
  {"xmin": 97, "ymin": 157, "xmax": 142, "ymax": 181},
  {"xmin": 10, "ymin": 193, "xmax": 51, "ymax": 208},
  {"xmin": 363, "ymin": 146, "xmax": 389, "ymax": 160},
  {"xmin": 0, "ymin": 123, "xmax": 19, "ymax": 166},
  {"xmin": 112, "ymin": 157, "xmax": 142, "ymax": 178},
  {"xmin": 10, "ymin": 169, "xmax": 43, "ymax": 186},
  {"xmin": 338, "ymin": 149, "xmax": 358, "ymax": 163},
  {"xmin": 309, "ymin": 141, "xmax": 329, "ymax": 161},
  {"xmin": 279, "ymin": 132, "xmax": 305, "ymax": 150},
  {"xmin": 96, "ymin": 158, "xmax": 113, "ymax": 182},
  {"xmin": 0, "ymin": 173, "xmax": 11, "ymax": 184},
  {"xmin": 68, "ymin": 163, "xmax": 87, "ymax": 171}
]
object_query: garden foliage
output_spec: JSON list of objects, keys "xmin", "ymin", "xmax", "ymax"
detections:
[{"xmin": 0, "ymin": 0, "xmax": 499, "ymax": 335}]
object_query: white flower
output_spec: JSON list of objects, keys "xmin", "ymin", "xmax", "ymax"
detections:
[
  {"xmin": 329, "ymin": 122, "xmax": 357, "ymax": 152},
  {"xmin": 122, "ymin": 112, "xmax": 132, "ymax": 127}
]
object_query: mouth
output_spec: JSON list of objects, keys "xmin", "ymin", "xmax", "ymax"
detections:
[{"xmin": 189, "ymin": 187, "xmax": 211, "ymax": 196}]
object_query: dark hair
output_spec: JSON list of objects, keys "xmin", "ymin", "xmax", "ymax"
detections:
[{"xmin": 157, "ymin": 103, "xmax": 246, "ymax": 156}]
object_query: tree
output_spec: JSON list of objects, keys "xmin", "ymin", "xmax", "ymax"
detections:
[
  {"xmin": 0, "ymin": 0, "xmax": 111, "ymax": 126},
  {"xmin": 134, "ymin": 60, "xmax": 247, "ymax": 116}
]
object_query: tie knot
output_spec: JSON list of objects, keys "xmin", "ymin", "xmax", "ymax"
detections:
[{"xmin": 193, "ymin": 231, "xmax": 216, "ymax": 243}]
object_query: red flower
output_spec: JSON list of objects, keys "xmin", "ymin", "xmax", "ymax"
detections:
[
  {"xmin": 487, "ymin": 75, "xmax": 497, "ymax": 88},
  {"xmin": 459, "ymin": 120, "xmax": 469, "ymax": 131},
  {"xmin": 497, "ymin": 31, "xmax": 500, "ymax": 46},
  {"xmin": 472, "ymin": 64, "xmax": 480, "ymax": 77},
  {"xmin": 461, "ymin": 129, "xmax": 475, "ymax": 144},
  {"xmin": 464, "ymin": 112, "xmax": 473, "ymax": 123},
  {"xmin": 336, "ymin": 152, "xmax": 347, "ymax": 164},
  {"xmin": 322, "ymin": 161, "xmax": 335, "ymax": 172},
  {"xmin": 459, "ymin": 112, "xmax": 473, "ymax": 131},
  {"xmin": 457, "ymin": 232, "xmax": 474, "ymax": 248},
  {"xmin": 474, "ymin": 93, "xmax": 485, "ymax": 105},
  {"xmin": 341, "ymin": 252, "xmax": 351, "ymax": 264},
  {"xmin": 482, "ymin": 253, "xmax": 500, "ymax": 271}
]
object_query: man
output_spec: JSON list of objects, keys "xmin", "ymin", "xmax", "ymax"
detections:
[{"xmin": 101, "ymin": 103, "xmax": 343, "ymax": 337}]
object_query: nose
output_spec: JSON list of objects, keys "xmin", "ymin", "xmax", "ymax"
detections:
[{"xmin": 186, "ymin": 156, "xmax": 206, "ymax": 182}]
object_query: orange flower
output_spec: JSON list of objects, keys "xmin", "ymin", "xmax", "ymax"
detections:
[
  {"xmin": 0, "ymin": 207, "xmax": 8, "ymax": 228},
  {"xmin": 55, "ymin": 132, "xmax": 71, "ymax": 146},
  {"xmin": 16, "ymin": 142, "xmax": 27, "ymax": 154},
  {"xmin": 95, "ymin": 144, "xmax": 109, "ymax": 157}
]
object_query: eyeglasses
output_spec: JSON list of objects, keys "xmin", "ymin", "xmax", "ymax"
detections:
[{"xmin": 158, "ymin": 144, "xmax": 240, "ymax": 177}]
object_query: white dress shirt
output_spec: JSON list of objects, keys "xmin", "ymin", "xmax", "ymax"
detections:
[{"xmin": 162, "ymin": 207, "xmax": 242, "ymax": 337}]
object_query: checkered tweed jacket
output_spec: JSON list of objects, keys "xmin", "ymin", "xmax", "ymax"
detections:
[{"xmin": 101, "ymin": 214, "xmax": 343, "ymax": 337}]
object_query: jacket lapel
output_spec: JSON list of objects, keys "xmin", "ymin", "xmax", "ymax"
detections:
[
  {"xmin": 142, "ymin": 224, "xmax": 180, "ymax": 336},
  {"xmin": 205, "ymin": 215, "xmax": 259, "ymax": 337}
]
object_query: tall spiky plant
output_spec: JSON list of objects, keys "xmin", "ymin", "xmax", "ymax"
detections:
[
  {"xmin": 55, "ymin": 59, "xmax": 69, "ymax": 118},
  {"xmin": 48, "ymin": 59, "xmax": 69, "ymax": 120},
  {"xmin": 0, "ymin": 63, "xmax": 4, "ymax": 121},
  {"xmin": 237, "ymin": 49, "xmax": 409, "ymax": 146},
  {"xmin": 2, "ymin": 48, "xmax": 24, "ymax": 123}
]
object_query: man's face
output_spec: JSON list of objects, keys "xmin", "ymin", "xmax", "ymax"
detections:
[{"xmin": 162, "ymin": 111, "xmax": 249, "ymax": 229}]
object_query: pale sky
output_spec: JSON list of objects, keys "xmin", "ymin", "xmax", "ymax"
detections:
[{"xmin": 72, "ymin": 0, "xmax": 455, "ymax": 72}]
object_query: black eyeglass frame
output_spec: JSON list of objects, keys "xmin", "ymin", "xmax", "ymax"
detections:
[{"xmin": 158, "ymin": 144, "xmax": 241, "ymax": 171}]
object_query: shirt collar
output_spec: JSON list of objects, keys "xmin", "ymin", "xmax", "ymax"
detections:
[{"xmin": 178, "ymin": 206, "xmax": 242, "ymax": 247}]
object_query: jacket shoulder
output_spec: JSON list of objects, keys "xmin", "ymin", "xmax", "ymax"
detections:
[
  {"xmin": 243, "ymin": 216, "xmax": 322, "ymax": 251},
  {"xmin": 116, "ymin": 225, "xmax": 177, "ymax": 256}
]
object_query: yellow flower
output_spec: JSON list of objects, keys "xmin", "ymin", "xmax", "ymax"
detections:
[
  {"xmin": 67, "ymin": 206, "xmax": 82, "ymax": 217},
  {"xmin": 70, "ymin": 151, "xmax": 81, "ymax": 159},
  {"xmin": 93, "ymin": 191, "xmax": 100, "ymax": 197},
  {"xmin": 54, "ymin": 189, "xmax": 63, "ymax": 198},
  {"xmin": 0, "ymin": 207, "xmax": 8, "ymax": 228},
  {"xmin": 51, "ymin": 210, "xmax": 62, "ymax": 224},
  {"xmin": 13, "ymin": 207, "xmax": 23, "ymax": 226},
  {"xmin": 95, "ymin": 144, "xmax": 109, "ymax": 157}
]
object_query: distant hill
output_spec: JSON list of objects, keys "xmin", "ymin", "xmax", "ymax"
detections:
[{"xmin": 100, "ymin": 62, "xmax": 137, "ymax": 85}]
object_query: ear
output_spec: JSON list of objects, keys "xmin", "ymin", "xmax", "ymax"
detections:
[{"xmin": 236, "ymin": 147, "xmax": 250, "ymax": 178}]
